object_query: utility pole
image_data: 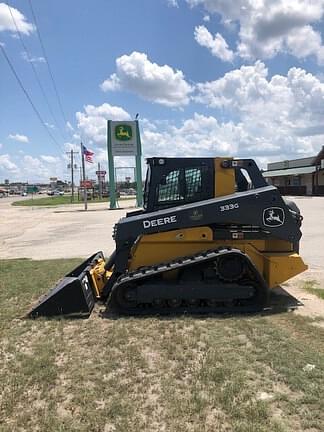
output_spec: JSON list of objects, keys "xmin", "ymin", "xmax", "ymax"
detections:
[
  {"xmin": 97, "ymin": 162, "xmax": 102, "ymax": 200},
  {"xmin": 66, "ymin": 150, "xmax": 78, "ymax": 203}
]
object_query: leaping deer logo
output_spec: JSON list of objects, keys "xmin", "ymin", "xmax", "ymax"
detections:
[
  {"xmin": 266, "ymin": 209, "xmax": 283, "ymax": 224},
  {"xmin": 116, "ymin": 125, "xmax": 132, "ymax": 140},
  {"xmin": 263, "ymin": 207, "xmax": 285, "ymax": 227}
]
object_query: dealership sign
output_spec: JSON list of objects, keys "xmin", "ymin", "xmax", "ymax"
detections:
[{"xmin": 110, "ymin": 121, "xmax": 137, "ymax": 156}]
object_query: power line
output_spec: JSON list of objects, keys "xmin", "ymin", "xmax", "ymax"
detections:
[
  {"xmin": 6, "ymin": 2, "xmax": 67, "ymax": 142},
  {"xmin": 0, "ymin": 43, "xmax": 63, "ymax": 153},
  {"xmin": 28, "ymin": 0, "xmax": 69, "ymax": 129}
]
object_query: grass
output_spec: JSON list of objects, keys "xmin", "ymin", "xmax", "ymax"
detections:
[
  {"xmin": 303, "ymin": 280, "xmax": 324, "ymax": 300},
  {"xmin": 1, "ymin": 259, "xmax": 324, "ymax": 431},
  {"xmin": 12, "ymin": 195, "xmax": 110, "ymax": 207}
]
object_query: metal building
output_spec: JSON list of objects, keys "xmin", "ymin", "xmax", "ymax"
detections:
[{"xmin": 263, "ymin": 146, "xmax": 324, "ymax": 196}]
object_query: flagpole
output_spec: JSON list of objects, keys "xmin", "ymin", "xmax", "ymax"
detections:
[{"xmin": 81, "ymin": 142, "xmax": 88, "ymax": 211}]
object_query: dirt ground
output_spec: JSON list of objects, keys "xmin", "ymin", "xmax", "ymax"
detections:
[{"xmin": 0, "ymin": 194, "xmax": 323, "ymax": 316}]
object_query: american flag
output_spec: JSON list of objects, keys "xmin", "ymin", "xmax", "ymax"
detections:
[{"xmin": 82, "ymin": 144, "xmax": 94, "ymax": 163}]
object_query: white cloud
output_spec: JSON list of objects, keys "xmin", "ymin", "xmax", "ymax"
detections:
[
  {"xmin": 203, "ymin": 15, "xmax": 210, "ymax": 22},
  {"xmin": 192, "ymin": 61, "xmax": 324, "ymax": 162},
  {"xmin": 100, "ymin": 51, "xmax": 193, "ymax": 107},
  {"xmin": 21, "ymin": 155, "xmax": 54, "ymax": 181},
  {"xmin": 8, "ymin": 133, "xmax": 29, "ymax": 143},
  {"xmin": 0, "ymin": 154, "xmax": 18, "ymax": 173},
  {"xmin": 195, "ymin": 61, "xmax": 270, "ymax": 108},
  {"xmin": 66, "ymin": 121, "xmax": 74, "ymax": 132},
  {"xmin": 286, "ymin": 25, "xmax": 324, "ymax": 63},
  {"xmin": 141, "ymin": 114, "xmax": 239, "ymax": 158},
  {"xmin": 0, "ymin": 3, "xmax": 34, "ymax": 35},
  {"xmin": 76, "ymin": 103, "xmax": 131, "ymax": 146},
  {"xmin": 64, "ymin": 142, "xmax": 80, "ymax": 153},
  {"xmin": 73, "ymin": 61, "xmax": 324, "ymax": 174},
  {"xmin": 40, "ymin": 155, "xmax": 60, "ymax": 164},
  {"xmin": 22, "ymin": 155, "xmax": 65, "ymax": 181},
  {"xmin": 195, "ymin": 61, "xmax": 324, "ymax": 124},
  {"xmin": 140, "ymin": 113, "xmax": 323, "ymax": 171},
  {"xmin": 187, "ymin": 0, "xmax": 324, "ymax": 64},
  {"xmin": 21, "ymin": 51, "xmax": 45, "ymax": 63},
  {"xmin": 194, "ymin": 25, "xmax": 234, "ymax": 62},
  {"xmin": 0, "ymin": 152, "xmax": 68, "ymax": 182},
  {"xmin": 74, "ymin": 56, "xmax": 324, "ymax": 171},
  {"xmin": 167, "ymin": 0, "xmax": 179, "ymax": 7}
]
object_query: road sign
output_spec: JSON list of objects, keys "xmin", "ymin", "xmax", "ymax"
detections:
[
  {"xmin": 27, "ymin": 185, "xmax": 38, "ymax": 194},
  {"xmin": 110, "ymin": 121, "xmax": 138, "ymax": 156},
  {"xmin": 80, "ymin": 180, "xmax": 93, "ymax": 189}
]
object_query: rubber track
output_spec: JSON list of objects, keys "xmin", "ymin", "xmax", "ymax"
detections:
[{"xmin": 107, "ymin": 247, "xmax": 269, "ymax": 315}]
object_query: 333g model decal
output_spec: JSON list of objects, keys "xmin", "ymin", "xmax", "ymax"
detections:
[{"xmin": 220, "ymin": 203, "xmax": 239, "ymax": 212}]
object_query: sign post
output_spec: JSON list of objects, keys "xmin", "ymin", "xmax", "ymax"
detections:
[
  {"xmin": 81, "ymin": 142, "xmax": 87, "ymax": 211},
  {"xmin": 135, "ymin": 120, "xmax": 143, "ymax": 207},
  {"xmin": 107, "ymin": 120, "xmax": 143, "ymax": 209},
  {"xmin": 96, "ymin": 163, "xmax": 106, "ymax": 199},
  {"xmin": 107, "ymin": 120, "xmax": 117, "ymax": 209}
]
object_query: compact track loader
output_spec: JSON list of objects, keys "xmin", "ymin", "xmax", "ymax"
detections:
[{"xmin": 28, "ymin": 157, "xmax": 307, "ymax": 317}]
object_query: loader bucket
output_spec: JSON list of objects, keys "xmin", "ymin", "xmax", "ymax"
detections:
[{"xmin": 28, "ymin": 251, "xmax": 105, "ymax": 318}]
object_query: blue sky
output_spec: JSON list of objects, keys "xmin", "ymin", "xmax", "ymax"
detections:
[{"xmin": 1, "ymin": 0, "xmax": 324, "ymax": 182}]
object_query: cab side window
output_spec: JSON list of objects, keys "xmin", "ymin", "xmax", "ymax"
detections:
[
  {"xmin": 185, "ymin": 167, "xmax": 202, "ymax": 200},
  {"xmin": 156, "ymin": 166, "xmax": 208, "ymax": 206},
  {"xmin": 157, "ymin": 169, "xmax": 181, "ymax": 202}
]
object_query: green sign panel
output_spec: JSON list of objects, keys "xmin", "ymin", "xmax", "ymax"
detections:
[
  {"xmin": 115, "ymin": 124, "xmax": 132, "ymax": 141},
  {"xmin": 27, "ymin": 185, "xmax": 38, "ymax": 194},
  {"xmin": 110, "ymin": 121, "xmax": 137, "ymax": 156},
  {"xmin": 107, "ymin": 119, "xmax": 143, "ymax": 209}
]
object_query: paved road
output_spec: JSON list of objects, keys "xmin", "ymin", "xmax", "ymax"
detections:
[
  {"xmin": 0, "ymin": 195, "xmax": 323, "ymax": 282},
  {"xmin": 0, "ymin": 196, "xmax": 135, "ymax": 260},
  {"xmin": 292, "ymin": 196, "xmax": 324, "ymax": 269}
]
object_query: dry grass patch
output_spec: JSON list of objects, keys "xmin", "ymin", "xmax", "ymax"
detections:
[
  {"xmin": 1, "ymin": 259, "xmax": 324, "ymax": 431},
  {"xmin": 303, "ymin": 280, "xmax": 324, "ymax": 300}
]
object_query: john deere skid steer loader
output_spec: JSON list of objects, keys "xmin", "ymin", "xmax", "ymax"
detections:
[{"xmin": 28, "ymin": 157, "xmax": 307, "ymax": 317}]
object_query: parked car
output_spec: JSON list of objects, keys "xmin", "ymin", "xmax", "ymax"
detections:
[{"xmin": 47, "ymin": 190, "xmax": 64, "ymax": 196}]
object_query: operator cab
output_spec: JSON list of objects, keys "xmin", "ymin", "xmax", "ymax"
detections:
[
  {"xmin": 142, "ymin": 157, "xmax": 267, "ymax": 213},
  {"xmin": 143, "ymin": 157, "xmax": 214, "ymax": 212}
]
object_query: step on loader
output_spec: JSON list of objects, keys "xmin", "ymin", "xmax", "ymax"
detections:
[{"xmin": 28, "ymin": 157, "xmax": 308, "ymax": 318}]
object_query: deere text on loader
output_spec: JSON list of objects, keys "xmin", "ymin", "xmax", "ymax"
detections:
[{"xmin": 28, "ymin": 157, "xmax": 307, "ymax": 317}]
